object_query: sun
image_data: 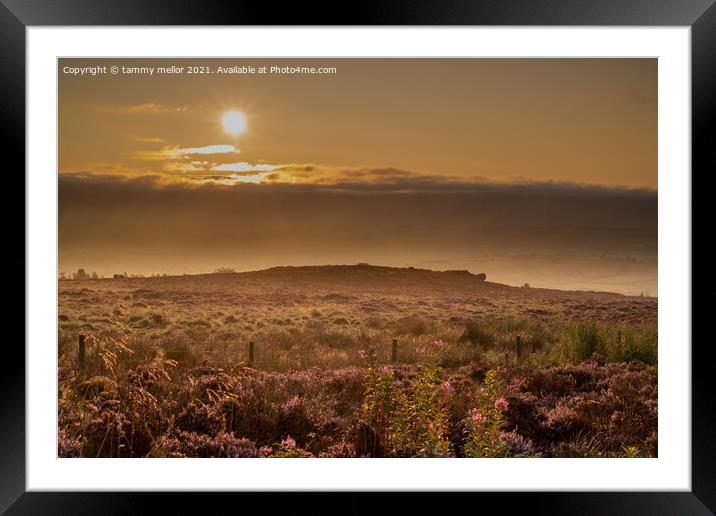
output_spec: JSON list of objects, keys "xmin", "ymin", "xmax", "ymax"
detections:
[{"xmin": 222, "ymin": 111, "xmax": 247, "ymax": 136}]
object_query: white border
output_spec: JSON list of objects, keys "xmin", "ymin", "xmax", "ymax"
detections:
[{"xmin": 27, "ymin": 27, "xmax": 690, "ymax": 491}]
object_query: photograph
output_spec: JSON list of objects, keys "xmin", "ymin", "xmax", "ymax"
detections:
[{"xmin": 57, "ymin": 57, "xmax": 658, "ymax": 459}]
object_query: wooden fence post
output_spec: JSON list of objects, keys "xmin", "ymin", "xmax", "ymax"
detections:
[
  {"xmin": 78, "ymin": 334, "xmax": 86, "ymax": 370},
  {"xmin": 391, "ymin": 338, "xmax": 398, "ymax": 363},
  {"xmin": 248, "ymin": 341, "xmax": 255, "ymax": 367}
]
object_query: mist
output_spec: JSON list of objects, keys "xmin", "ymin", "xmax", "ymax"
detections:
[{"xmin": 59, "ymin": 174, "xmax": 657, "ymax": 295}]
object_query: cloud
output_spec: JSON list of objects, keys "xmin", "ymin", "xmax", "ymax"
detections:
[
  {"xmin": 162, "ymin": 161, "xmax": 207, "ymax": 173},
  {"xmin": 126, "ymin": 103, "xmax": 189, "ymax": 113},
  {"xmin": 58, "ymin": 170, "xmax": 657, "ymax": 201},
  {"xmin": 94, "ymin": 102, "xmax": 196, "ymax": 116},
  {"xmin": 211, "ymin": 162, "xmax": 276, "ymax": 173},
  {"xmin": 60, "ymin": 162, "xmax": 139, "ymax": 176},
  {"xmin": 132, "ymin": 144, "xmax": 240, "ymax": 164},
  {"xmin": 220, "ymin": 173, "xmax": 273, "ymax": 184},
  {"xmin": 130, "ymin": 136, "xmax": 168, "ymax": 143},
  {"xmin": 170, "ymin": 144, "xmax": 239, "ymax": 156},
  {"xmin": 60, "ymin": 160, "xmax": 658, "ymax": 199}
]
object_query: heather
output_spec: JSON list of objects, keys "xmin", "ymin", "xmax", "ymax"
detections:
[
  {"xmin": 58, "ymin": 266, "xmax": 657, "ymax": 458},
  {"xmin": 58, "ymin": 341, "xmax": 656, "ymax": 458}
]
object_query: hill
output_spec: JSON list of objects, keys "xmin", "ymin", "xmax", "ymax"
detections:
[{"xmin": 59, "ymin": 263, "xmax": 656, "ymax": 325}]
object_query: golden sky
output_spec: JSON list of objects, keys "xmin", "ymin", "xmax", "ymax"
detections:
[{"xmin": 59, "ymin": 58, "xmax": 657, "ymax": 188}]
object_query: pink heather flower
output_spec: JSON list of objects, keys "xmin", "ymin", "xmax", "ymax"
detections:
[
  {"xmin": 441, "ymin": 381, "xmax": 454, "ymax": 395},
  {"xmin": 281, "ymin": 436, "xmax": 296, "ymax": 449},
  {"xmin": 469, "ymin": 408, "xmax": 483, "ymax": 424},
  {"xmin": 432, "ymin": 339, "xmax": 446, "ymax": 349},
  {"xmin": 258, "ymin": 446, "xmax": 272, "ymax": 457},
  {"xmin": 359, "ymin": 346, "xmax": 376, "ymax": 360},
  {"xmin": 416, "ymin": 346, "xmax": 427, "ymax": 357},
  {"xmin": 494, "ymin": 397, "xmax": 509, "ymax": 412}
]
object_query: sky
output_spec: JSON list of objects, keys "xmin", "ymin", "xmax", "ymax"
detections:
[{"xmin": 58, "ymin": 58, "xmax": 657, "ymax": 294}]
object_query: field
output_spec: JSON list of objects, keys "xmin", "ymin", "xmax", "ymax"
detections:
[{"xmin": 58, "ymin": 264, "xmax": 658, "ymax": 458}]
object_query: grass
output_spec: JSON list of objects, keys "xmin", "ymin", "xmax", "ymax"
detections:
[
  {"xmin": 57, "ymin": 265, "xmax": 658, "ymax": 458},
  {"xmin": 561, "ymin": 320, "xmax": 657, "ymax": 365}
]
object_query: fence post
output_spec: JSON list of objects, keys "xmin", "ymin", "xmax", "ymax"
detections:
[
  {"xmin": 78, "ymin": 334, "xmax": 86, "ymax": 370},
  {"xmin": 504, "ymin": 351, "xmax": 510, "ymax": 368},
  {"xmin": 248, "ymin": 341, "xmax": 255, "ymax": 367},
  {"xmin": 391, "ymin": 338, "xmax": 398, "ymax": 363},
  {"xmin": 516, "ymin": 335, "xmax": 522, "ymax": 362}
]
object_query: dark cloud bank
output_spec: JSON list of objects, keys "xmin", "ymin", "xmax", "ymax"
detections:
[{"xmin": 59, "ymin": 174, "xmax": 657, "ymax": 295}]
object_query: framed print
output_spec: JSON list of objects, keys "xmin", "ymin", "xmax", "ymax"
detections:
[{"xmin": 3, "ymin": 0, "xmax": 712, "ymax": 512}]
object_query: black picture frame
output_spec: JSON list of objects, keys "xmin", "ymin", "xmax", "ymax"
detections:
[{"xmin": 2, "ymin": 0, "xmax": 710, "ymax": 513}]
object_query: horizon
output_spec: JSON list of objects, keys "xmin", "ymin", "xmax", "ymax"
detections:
[{"xmin": 58, "ymin": 261, "xmax": 658, "ymax": 298}]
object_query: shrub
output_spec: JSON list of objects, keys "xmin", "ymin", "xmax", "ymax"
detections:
[
  {"xmin": 360, "ymin": 341, "xmax": 452, "ymax": 457},
  {"xmin": 463, "ymin": 369, "xmax": 511, "ymax": 457},
  {"xmin": 151, "ymin": 431, "xmax": 258, "ymax": 457},
  {"xmin": 359, "ymin": 346, "xmax": 395, "ymax": 455},
  {"xmin": 565, "ymin": 321, "xmax": 602, "ymax": 362},
  {"xmin": 58, "ymin": 427, "xmax": 82, "ymax": 457},
  {"xmin": 458, "ymin": 321, "xmax": 496, "ymax": 348},
  {"xmin": 391, "ymin": 316, "xmax": 432, "ymax": 336},
  {"xmin": 175, "ymin": 402, "xmax": 224, "ymax": 436},
  {"xmin": 268, "ymin": 436, "xmax": 314, "ymax": 458},
  {"xmin": 501, "ymin": 360, "xmax": 657, "ymax": 457},
  {"xmin": 562, "ymin": 321, "xmax": 657, "ymax": 365},
  {"xmin": 613, "ymin": 324, "xmax": 657, "ymax": 365},
  {"xmin": 389, "ymin": 358, "xmax": 452, "ymax": 457},
  {"xmin": 57, "ymin": 328, "xmax": 657, "ymax": 458}
]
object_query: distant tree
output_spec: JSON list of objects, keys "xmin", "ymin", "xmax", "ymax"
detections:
[
  {"xmin": 72, "ymin": 268, "xmax": 89, "ymax": 280},
  {"xmin": 214, "ymin": 267, "xmax": 236, "ymax": 274},
  {"xmin": 91, "ymin": 272, "xmax": 99, "ymax": 280},
  {"xmin": 522, "ymin": 283, "xmax": 530, "ymax": 288},
  {"xmin": 59, "ymin": 272, "xmax": 66, "ymax": 280},
  {"xmin": 475, "ymin": 273, "xmax": 487, "ymax": 281}
]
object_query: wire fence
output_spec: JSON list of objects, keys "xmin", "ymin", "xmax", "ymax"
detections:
[{"xmin": 69, "ymin": 332, "xmax": 533, "ymax": 374}]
